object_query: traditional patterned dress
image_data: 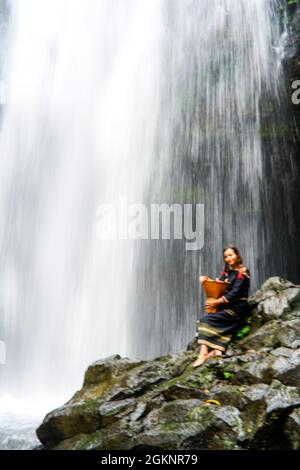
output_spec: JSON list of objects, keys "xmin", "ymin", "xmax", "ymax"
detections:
[{"xmin": 195, "ymin": 264, "xmax": 251, "ymax": 352}]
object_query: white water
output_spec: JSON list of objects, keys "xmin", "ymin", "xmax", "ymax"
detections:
[
  {"xmin": 0, "ymin": 395, "xmax": 45, "ymax": 449},
  {"xmin": 0, "ymin": 0, "xmax": 298, "ymax": 450},
  {"xmin": 0, "ymin": 0, "xmax": 163, "ymax": 448},
  {"xmin": 0, "ymin": 0, "xmax": 163, "ymax": 403}
]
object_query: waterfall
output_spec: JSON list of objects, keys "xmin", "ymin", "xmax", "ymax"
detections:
[
  {"xmin": 131, "ymin": 0, "xmax": 300, "ymax": 359},
  {"xmin": 0, "ymin": 0, "xmax": 164, "ymax": 407},
  {"xmin": 0, "ymin": 0, "xmax": 298, "ymax": 420}
]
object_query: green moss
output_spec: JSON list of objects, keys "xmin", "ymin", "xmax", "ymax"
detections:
[
  {"xmin": 188, "ymin": 405, "xmax": 207, "ymax": 421},
  {"xmin": 219, "ymin": 439, "xmax": 240, "ymax": 450},
  {"xmin": 159, "ymin": 422, "xmax": 185, "ymax": 431},
  {"xmin": 82, "ymin": 399, "xmax": 99, "ymax": 413},
  {"xmin": 75, "ymin": 430, "xmax": 103, "ymax": 450}
]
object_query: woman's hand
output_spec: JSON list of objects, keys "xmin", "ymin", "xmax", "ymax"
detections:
[
  {"xmin": 205, "ymin": 298, "xmax": 221, "ymax": 309},
  {"xmin": 199, "ymin": 275, "xmax": 209, "ymax": 283}
]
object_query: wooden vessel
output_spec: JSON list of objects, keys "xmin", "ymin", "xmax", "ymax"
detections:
[{"xmin": 202, "ymin": 279, "xmax": 230, "ymax": 313}]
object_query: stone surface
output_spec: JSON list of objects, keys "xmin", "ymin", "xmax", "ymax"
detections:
[{"xmin": 36, "ymin": 276, "xmax": 300, "ymax": 450}]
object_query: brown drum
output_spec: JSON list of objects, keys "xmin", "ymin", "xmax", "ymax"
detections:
[{"xmin": 202, "ymin": 279, "xmax": 230, "ymax": 313}]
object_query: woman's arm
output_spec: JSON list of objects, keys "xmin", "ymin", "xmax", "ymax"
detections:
[
  {"xmin": 221, "ymin": 271, "xmax": 250, "ymax": 303},
  {"xmin": 205, "ymin": 296, "xmax": 225, "ymax": 308}
]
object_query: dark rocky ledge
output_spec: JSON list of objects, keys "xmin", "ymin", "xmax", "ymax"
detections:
[{"xmin": 35, "ymin": 277, "xmax": 300, "ymax": 450}]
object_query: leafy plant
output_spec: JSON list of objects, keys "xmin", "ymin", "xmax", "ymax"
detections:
[
  {"xmin": 235, "ymin": 313, "xmax": 252, "ymax": 340},
  {"xmin": 223, "ymin": 371, "xmax": 233, "ymax": 380},
  {"xmin": 236, "ymin": 324, "xmax": 251, "ymax": 339}
]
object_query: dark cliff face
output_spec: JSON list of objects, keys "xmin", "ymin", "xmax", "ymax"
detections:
[
  {"xmin": 285, "ymin": 1, "xmax": 300, "ymax": 81},
  {"xmin": 280, "ymin": 0, "xmax": 300, "ymax": 279},
  {"xmin": 36, "ymin": 277, "xmax": 300, "ymax": 450},
  {"xmin": 284, "ymin": 1, "xmax": 300, "ymax": 133}
]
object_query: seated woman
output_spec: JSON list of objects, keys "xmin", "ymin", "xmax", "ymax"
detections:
[{"xmin": 192, "ymin": 245, "xmax": 251, "ymax": 368}]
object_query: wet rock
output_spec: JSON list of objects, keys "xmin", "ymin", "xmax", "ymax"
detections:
[
  {"xmin": 140, "ymin": 401, "xmax": 244, "ymax": 450},
  {"xmin": 234, "ymin": 349, "xmax": 300, "ymax": 386},
  {"xmin": 83, "ymin": 355, "xmax": 145, "ymax": 386},
  {"xmin": 276, "ymin": 319, "xmax": 300, "ymax": 347},
  {"xmin": 238, "ymin": 320, "xmax": 281, "ymax": 350},
  {"xmin": 161, "ymin": 383, "xmax": 208, "ymax": 401},
  {"xmin": 283, "ymin": 409, "xmax": 300, "ymax": 450},
  {"xmin": 36, "ymin": 401, "xmax": 102, "ymax": 449},
  {"xmin": 251, "ymin": 277, "xmax": 300, "ymax": 322},
  {"xmin": 248, "ymin": 379, "xmax": 300, "ymax": 450},
  {"xmin": 36, "ymin": 276, "xmax": 300, "ymax": 450},
  {"xmin": 265, "ymin": 379, "xmax": 300, "ymax": 414},
  {"xmin": 275, "ymin": 350, "xmax": 300, "ymax": 386},
  {"xmin": 239, "ymin": 317, "xmax": 300, "ymax": 351}
]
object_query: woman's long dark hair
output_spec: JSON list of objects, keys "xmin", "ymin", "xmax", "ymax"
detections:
[{"xmin": 223, "ymin": 245, "xmax": 243, "ymax": 272}]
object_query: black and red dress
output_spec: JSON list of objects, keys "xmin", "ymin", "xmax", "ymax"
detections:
[{"xmin": 195, "ymin": 264, "xmax": 251, "ymax": 352}]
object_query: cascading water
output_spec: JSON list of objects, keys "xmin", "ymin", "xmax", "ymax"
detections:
[
  {"xmin": 0, "ymin": 0, "xmax": 164, "ymax": 446},
  {"xmin": 0, "ymin": 0, "xmax": 165, "ymax": 398},
  {"xmin": 131, "ymin": 0, "xmax": 300, "ymax": 359},
  {"xmin": 0, "ymin": 0, "xmax": 298, "ymax": 449}
]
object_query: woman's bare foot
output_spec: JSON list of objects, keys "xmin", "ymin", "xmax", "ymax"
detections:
[
  {"xmin": 192, "ymin": 353, "xmax": 208, "ymax": 368},
  {"xmin": 206, "ymin": 349, "xmax": 223, "ymax": 359},
  {"xmin": 192, "ymin": 344, "xmax": 209, "ymax": 368}
]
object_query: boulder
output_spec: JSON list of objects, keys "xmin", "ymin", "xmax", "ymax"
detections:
[{"xmin": 36, "ymin": 277, "xmax": 300, "ymax": 450}]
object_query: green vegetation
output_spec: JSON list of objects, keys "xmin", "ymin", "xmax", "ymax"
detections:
[
  {"xmin": 235, "ymin": 314, "xmax": 252, "ymax": 340},
  {"xmin": 223, "ymin": 371, "xmax": 233, "ymax": 380},
  {"xmin": 236, "ymin": 324, "xmax": 251, "ymax": 340}
]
